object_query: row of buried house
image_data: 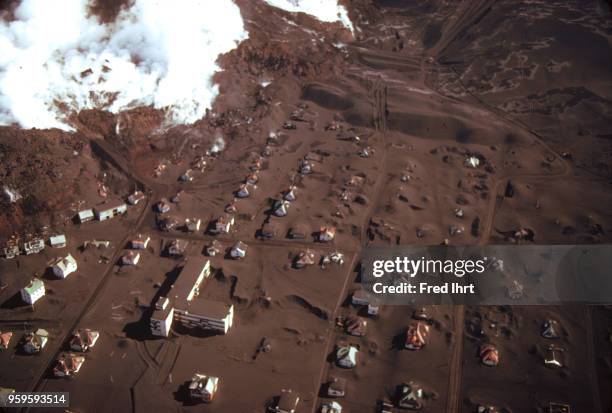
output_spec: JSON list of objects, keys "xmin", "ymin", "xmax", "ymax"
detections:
[
  {"xmin": 76, "ymin": 190, "xmax": 146, "ymax": 224},
  {"xmin": 2, "ymin": 193, "xmax": 144, "ymax": 259},
  {"xmin": 0, "ymin": 326, "xmax": 99, "ymax": 378},
  {"xmin": 2, "ymin": 234, "xmax": 66, "ymax": 260}
]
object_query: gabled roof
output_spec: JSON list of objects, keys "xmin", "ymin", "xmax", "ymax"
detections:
[
  {"xmin": 0, "ymin": 331, "xmax": 13, "ymax": 349},
  {"xmin": 23, "ymin": 278, "xmax": 45, "ymax": 295},
  {"xmin": 405, "ymin": 321, "xmax": 429, "ymax": 350},
  {"xmin": 479, "ymin": 343, "xmax": 499, "ymax": 366}
]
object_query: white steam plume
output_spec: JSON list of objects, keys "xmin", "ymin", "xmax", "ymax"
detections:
[
  {"xmin": 0, "ymin": 0, "xmax": 248, "ymax": 131},
  {"xmin": 264, "ymin": 0, "xmax": 354, "ymax": 33},
  {"xmin": 209, "ymin": 134, "xmax": 226, "ymax": 155}
]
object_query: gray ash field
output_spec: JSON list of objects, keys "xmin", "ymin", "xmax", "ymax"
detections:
[{"xmin": 0, "ymin": 1, "xmax": 611, "ymax": 412}]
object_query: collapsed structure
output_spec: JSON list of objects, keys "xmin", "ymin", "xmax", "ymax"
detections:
[{"xmin": 150, "ymin": 258, "xmax": 234, "ymax": 337}]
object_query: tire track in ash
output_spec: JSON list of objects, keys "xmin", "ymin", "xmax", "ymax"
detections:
[
  {"xmin": 444, "ymin": 65, "xmax": 571, "ymax": 244},
  {"xmin": 585, "ymin": 306, "xmax": 603, "ymax": 413},
  {"xmin": 424, "ymin": 5, "xmax": 571, "ymax": 409},
  {"xmin": 311, "ymin": 75, "xmax": 389, "ymax": 413}
]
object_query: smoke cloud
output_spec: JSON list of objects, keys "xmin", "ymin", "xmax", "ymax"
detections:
[{"xmin": 0, "ymin": 0, "xmax": 248, "ymax": 131}]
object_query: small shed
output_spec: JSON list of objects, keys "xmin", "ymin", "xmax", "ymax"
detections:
[
  {"xmin": 327, "ymin": 377, "xmax": 347, "ymax": 398},
  {"xmin": 49, "ymin": 234, "xmax": 67, "ymax": 248},
  {"xmin": 127, "ymin": 191, "xmax": 145, "ymax": 205},
  {"xmin": 78, "ymin": 209, "xmax": 94, "ymax": 223}
]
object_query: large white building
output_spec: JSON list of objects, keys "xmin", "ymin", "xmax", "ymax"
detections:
[
  {"xmin": 169, "ymin": 258, "xmax": 211, "ymax": 302},
  {"xmin": 150, "ymin": 297, "xmax": 174, "ymax": 337},
  {"xmin": 174, "ymin": 300, "xmax": 234, "ymax": 334},
  {"xmin": 150, "ymin": 258, "xmax": 234, "ymax": 336}
]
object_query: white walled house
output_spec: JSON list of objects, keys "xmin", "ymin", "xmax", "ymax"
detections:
[
  {"xmin": 52, "ymin": 254, "xmax": 78, "ymax": 279},
  {"xmin": 21, "ymin": 278, "xmax": 45, "ymax": 305},
  {"xmin": 94, "ymin": 202, "xmax": 127, "ymax": 221}
]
